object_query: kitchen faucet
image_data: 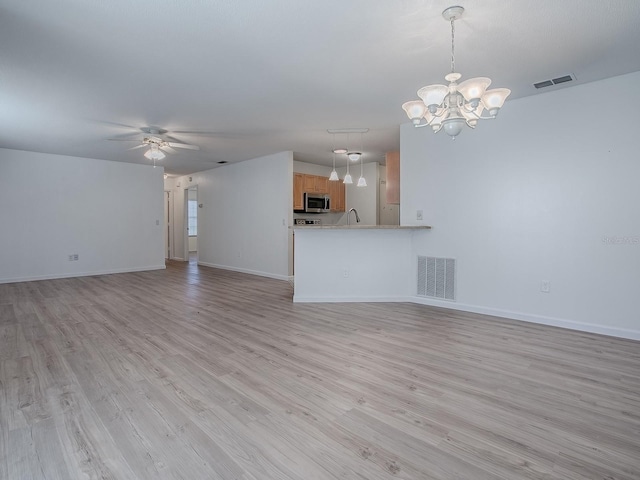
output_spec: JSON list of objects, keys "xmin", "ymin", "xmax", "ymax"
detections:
[{"xmin": 347, "ymin": 208, "xmax": 360, "ymax": 225}]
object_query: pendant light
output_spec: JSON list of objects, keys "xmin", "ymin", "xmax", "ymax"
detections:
[
  {"xmin": 343, "ymin": 156, "xmax": 353, "ymax": 184},
  {"xmin": 357, "ymin": 156, "xmax": 367, "ymax": 187},
  {"xmin": 329, "ymin": 134, "xmax": 339, "ymax": 181},
  {"xmin": 356, "ymin": 133, "xmax": 367, "ymax": 187}
]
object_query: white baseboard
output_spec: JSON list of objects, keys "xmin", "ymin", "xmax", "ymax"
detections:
[
  {"xmin": 0, "ymin": 265, "xmax": 166, "ymax": 285},
  {"xmin": 197, "ymin": 262, "xmax": 290, "ymax": 281},
  {"xmin": 171, "ymin": 257, "xmax": 186, "ymax": 262},
  {"xmin": 410, "ymin": 296, "xmax": 640, "ymax": 341},
  {"xmin": 293, "ymin": 295, "xmax": 413, "ymax": 303}
]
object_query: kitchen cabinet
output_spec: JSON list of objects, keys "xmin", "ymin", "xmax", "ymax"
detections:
[
  {"xmin": 302, "ymin": 174, "xmax": 329, "ymax": 194},
  {"xmin": 315, "ymin": 176, "xmax": 329, "ymax": 195},
  {"xmin": 293, "ymin": 173, "xmax": 304, "ymax": 210},
  {"xmin": 303, "ymin": 174, "xmax": 317, "ymax": 193},
  {"xmin": 386, "ymin": 151, "xmax": 400, "ymax": 205},
  {"xmin": 293, "ymin": 173, "xmax": 345, "ymax": 212},
  {"xmin": 328, "ymin": 178, "xmax": 345, "ymax": 212}
]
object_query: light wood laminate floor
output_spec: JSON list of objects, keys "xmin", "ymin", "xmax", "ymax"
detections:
[{"xmin": 1, "ymin": 260, "xmax": 639, "ymax": 479}]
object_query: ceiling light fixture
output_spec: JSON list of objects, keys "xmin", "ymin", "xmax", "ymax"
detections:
[
  {"xmin": 357, "ymin": 157, "xmax": 367, "ymax": 187},
  {"xmin": 356, "ymin": 133, "xmax": 367, "ymax": 187},
  {"xmin": 402, "ymin": 5, "xmax": 511, "ymax": 138},
  {"xmin": 333, "ymin": 148, "xmax": 348, "ymax": 154},
  {"xmin": 144, "ymin": 143, "xmax": 166, "ymax": 161},
  {"xmin": 329, "ymin": 134, "xmax": 340, "ymax": 181},
  {"xmin": 347, "ymin": 151, "xmax": 361, "ymax": 162},
  {"xmin": 343, "ymin": 156, "xmax": 353, "ymax": 185}
]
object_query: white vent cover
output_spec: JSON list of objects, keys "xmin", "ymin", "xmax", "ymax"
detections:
[{"xmin": 417, "ymin": 256, "xmax": 456, "ymax": 301}]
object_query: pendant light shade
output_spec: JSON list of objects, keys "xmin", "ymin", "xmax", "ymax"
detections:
[
  {"xmin": 329, "ymin": 139, "xmax": 340, "ymax": 181},
  {"xmin": 357, "ymin": 150, "xmax": 367, "ymax": 187}
]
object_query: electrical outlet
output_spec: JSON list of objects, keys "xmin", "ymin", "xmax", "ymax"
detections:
[
  {"xmin": 541, "ymin": 281, "xmax": 550, "ymax": 293},
  {"xmin": 416, "ymin": 210, "xmax": 423, "ymax": 220},
  {"xmin": 343, "ymin": 269, "xmax": 349, "ymax": 278}
]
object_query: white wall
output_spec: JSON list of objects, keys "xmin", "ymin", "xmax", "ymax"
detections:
[
  {"xmin": 0, "ymin": 148, "xmax": 165, "ymax": 283},
  {"xmin": 378, "ymin": 164, "xmax": 399, "ymax": 226},
  {"xmin": 401, "ymin": 71, "xmax": 640, "ymax": 339},
  {"xmin": 167, "ymin": 152, "xmax": 292, "ymax": 280}
]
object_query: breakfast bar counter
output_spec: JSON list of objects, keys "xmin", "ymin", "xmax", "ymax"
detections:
[{"xmin": 292, "ymin": 225, "xmax": 431, "ymax": 302}]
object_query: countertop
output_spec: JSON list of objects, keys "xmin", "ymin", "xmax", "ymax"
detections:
[{"xmin": 291, "ymin": 225, "xmax": 431, "ymax": 230}]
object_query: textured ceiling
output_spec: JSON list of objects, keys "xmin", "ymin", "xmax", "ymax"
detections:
[{"xmin": 1, "ymin": 0, "xmax": 639, "ymax": 175}]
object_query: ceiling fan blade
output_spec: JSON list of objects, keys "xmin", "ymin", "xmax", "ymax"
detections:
[
  {"xmin": 108, "ymin": 137, "xmax": 142, "ymax": 142},
  {"xmin": 161, "ymin": 146, "xmax": 177, "ymax": 154},
  {"xmin": 127, "ymin": 144, "xmax": 147, "ymax": 150},
  {"xmin": 167, "ymin": 142, "xmax": 200, "ymax": 151}
]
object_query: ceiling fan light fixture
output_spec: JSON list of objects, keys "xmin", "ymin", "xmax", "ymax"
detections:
[{"xmin": 144, "ymin": 144, "xmax": 166, "ymax": 161}]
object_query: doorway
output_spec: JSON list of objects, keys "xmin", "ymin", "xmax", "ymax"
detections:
[
  {"xmin": 164, "ymin": 190, "xmax": 173, "ymax": 259},
  {"xmin": 184, "ymin": 186, "xmax": 198, "ymax": 263}
]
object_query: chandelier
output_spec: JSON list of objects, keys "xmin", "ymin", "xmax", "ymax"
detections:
[{"xmin": 402, "ymin": 5, "xmax": 510, "ymax": 138}]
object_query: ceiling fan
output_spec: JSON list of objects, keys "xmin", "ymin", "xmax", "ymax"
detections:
[{"xmin": 108, "ymin": 127, "xmax": 200, "ymax": 161}]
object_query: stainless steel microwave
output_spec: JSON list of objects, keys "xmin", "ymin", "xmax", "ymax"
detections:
[{"xmin": 300, "ymin": 192, "xmax": 330, "ymax": 213}]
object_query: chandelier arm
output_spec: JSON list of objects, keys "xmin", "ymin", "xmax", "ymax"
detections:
[
  {"xmin": 460, "ymin": 104, "xmax": 482, "ymax": 119},
  {"xmin": 430, "ymin": 107, "xmax": 448, "ymax": 119}
]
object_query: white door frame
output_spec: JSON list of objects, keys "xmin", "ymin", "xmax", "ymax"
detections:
[
  {"xmin": 184, "ymin": 185, "xmax": 198, "ymax": 262},
  {"xmin": 164, "ymin": 190, "xmax": 174, "ymax": 259}
]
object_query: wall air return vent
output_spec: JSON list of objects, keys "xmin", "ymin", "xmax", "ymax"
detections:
[
  {"xmin": 534, "ymin": 74, "xmax": 575, "ymax": 89},
  {"xmin": 417, "ymin": 256, "xmax": 456, "ymax": 301}
]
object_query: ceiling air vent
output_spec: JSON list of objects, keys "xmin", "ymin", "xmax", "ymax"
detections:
[{"xmin": 534, "ymin": 74, "xmax": 575, "ymax": 89}]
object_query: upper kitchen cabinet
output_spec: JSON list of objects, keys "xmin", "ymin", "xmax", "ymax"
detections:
[
  {"xmin": 293, "ymin": 173, "xmax": 305, "ymax": 210},
  {"xmin": 328, "ymin": 179, "xmax": 345, "ymax": 212},
  {"xmin": 302, "ymin": 174, "xmax": 329, "ymax": 194},
  {"xmin": 386, "ymin": 152, "xmax": 400, "ymax": 205},
  {"xmin": 316, "ymin": 176, "xmax": 329, "ymax": 195}
]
